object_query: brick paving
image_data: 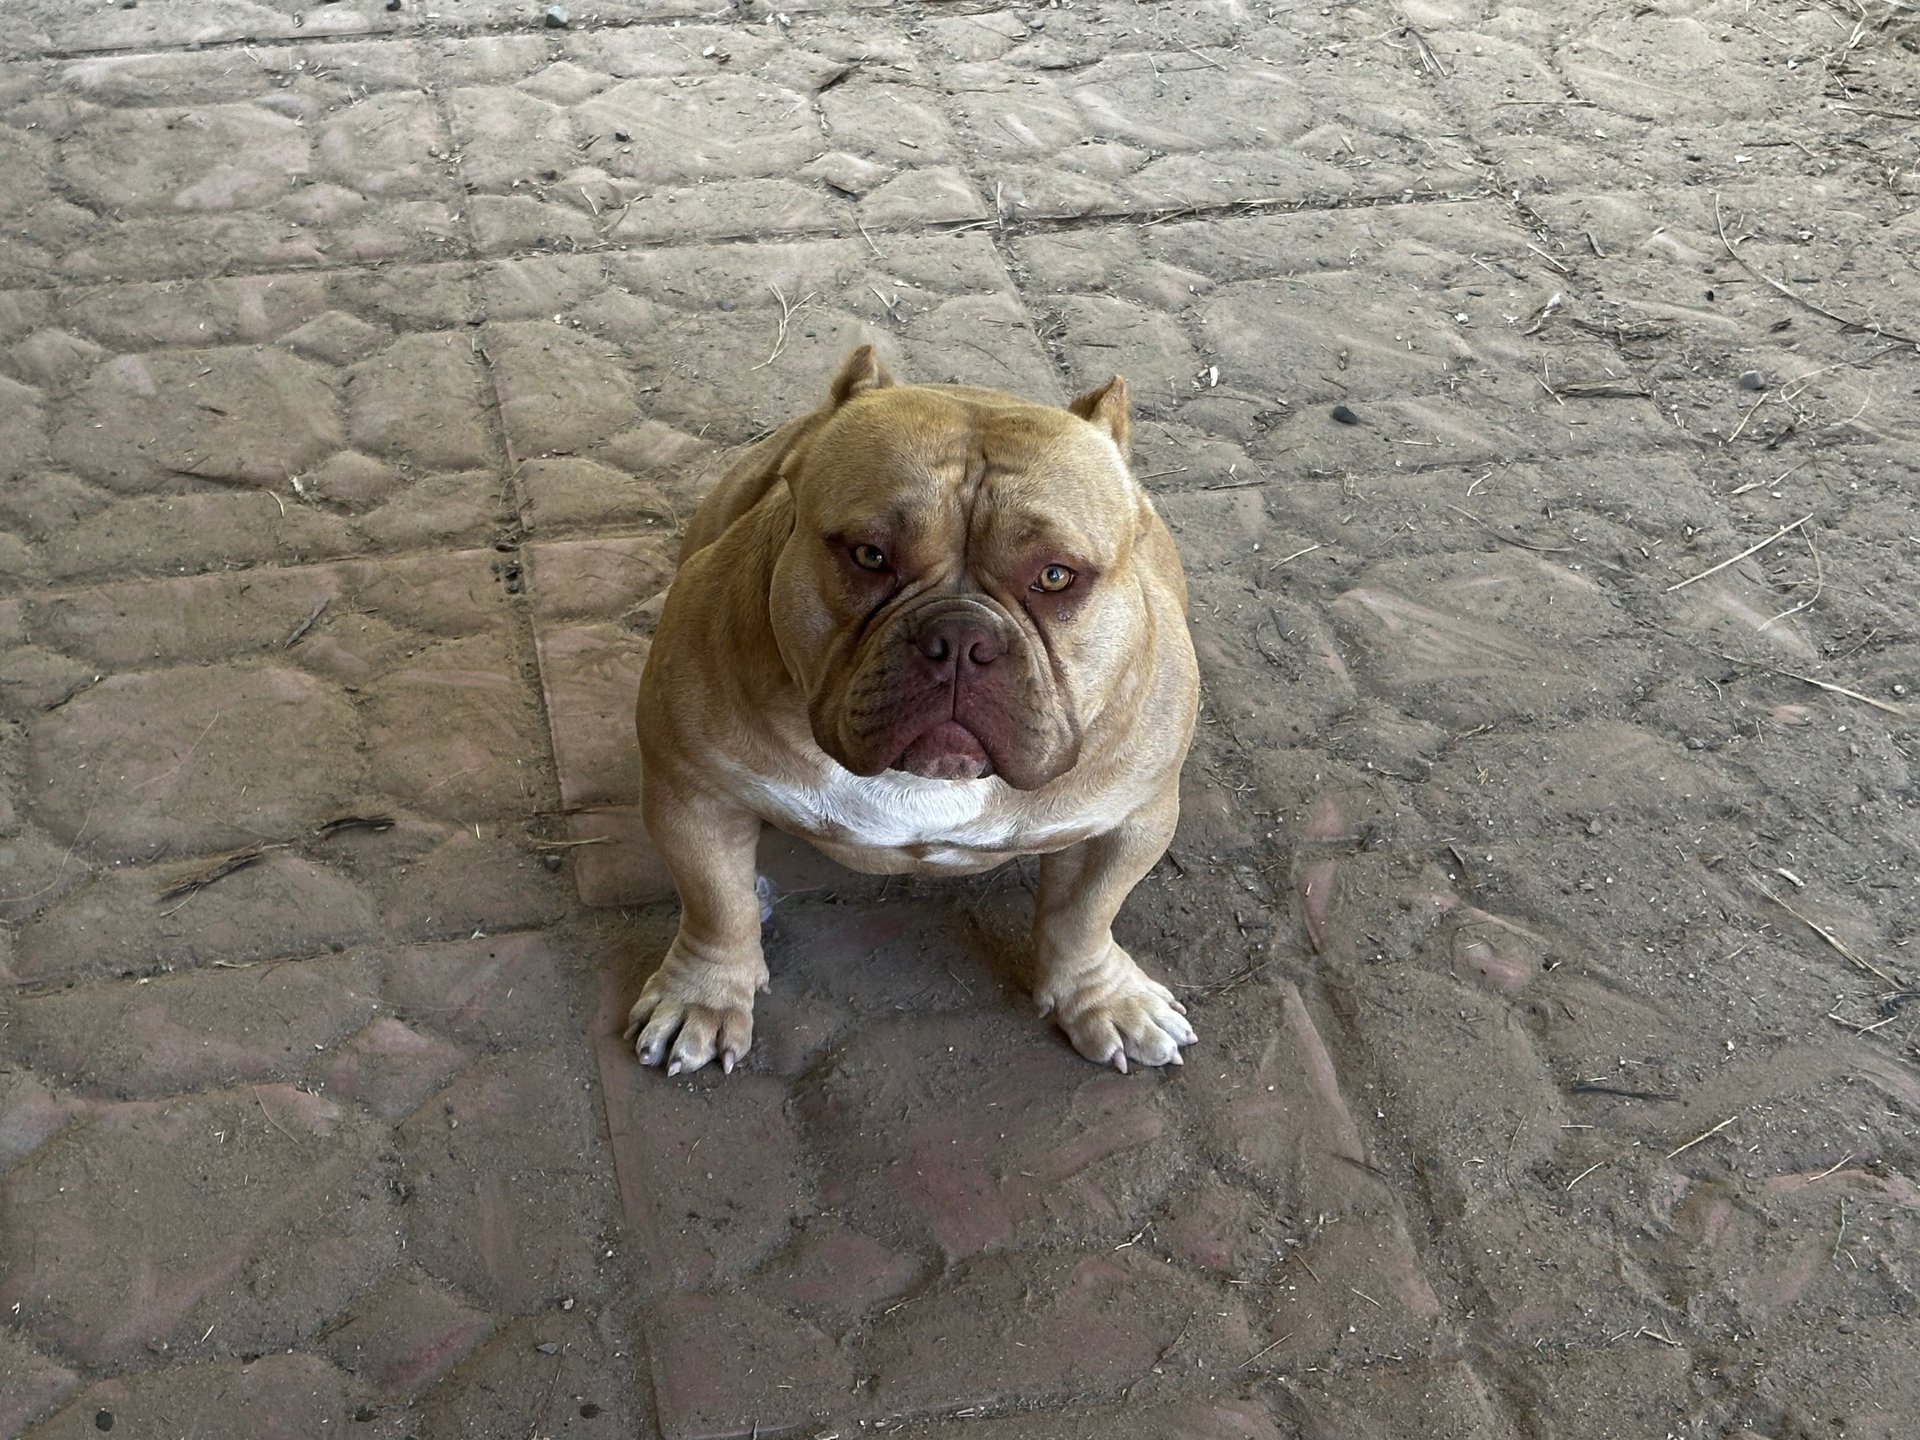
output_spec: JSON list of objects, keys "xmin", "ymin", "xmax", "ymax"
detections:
[{"xmin": 5, "ymin": 2, "xmax": 1920, "ymax": 1438}]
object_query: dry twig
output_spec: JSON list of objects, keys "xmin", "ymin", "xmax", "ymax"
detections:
[
  {"xmin": 1666, "ymin": 1115, "xmax": 1737, "ymax": 1160},
  {"xmin": 1753, "ymin": 878, "xmax": 1904, "ymax": 989},
  {"xmin": 1240, "ymin": 1332, "xmax": 1295, "ymax": 1370},
  {"xmin": 1178, "ymin": 42, "xmax": 1228, "ymax": 71},
  {"xmin": 283, "ymin": 596, "xmax": 330, "ymax": 649},
  {"xmin": 1565, "ymin": 1157, "xmax": 1608, "ymax": 1191},
  {"xmin": 1714, "ymin": 193, "xmax": 1920, "ymax": 345},
  {"xmin": 1719, "ymin": 653, "xmax": 1909, "ymax": 717},
  {"xmin": 1759, "ymin": 533, "xmax": 1824, "ymax": 630},
  {"xmin": 314, "ymin": 814, "xmax": 396, "ymax": 839},
  {"xmin": 752, "ymin": 283, "xmax": 818, "ymax": 370},
  {"xmin": 157, "ymin": 844, "xmax": 285, "ymax": 902},
  {"xmin": 1552, "ymin": 379, "xmax": 1652, "ymax": 399},
  {"xmin": 1445, "ymin": 503, "xmax": 1572, "ymax": 553},
  {"xmin": 1665, "ymin": 514, "xmax": 1812, "ymax": 591},
  {"xmin": 1401, "ymin": 25, "xmax": 1448, "ymax": 76},
  {"xmin": 156, "ymin": 816, "xmax": 394, "ymax": 902}
]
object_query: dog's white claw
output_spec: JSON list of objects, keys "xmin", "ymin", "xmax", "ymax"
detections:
[
  {"xmin": 1168, "ymin": 1048, "xmax": 1184, "ymax": 1066},
  {"xmin": 1041, "ymin": 944, "xmax": 1199, "ymax": 1072},
  {"xmin": 627, "ymin": 953, "xmax": 764, "ymax": 1079}
]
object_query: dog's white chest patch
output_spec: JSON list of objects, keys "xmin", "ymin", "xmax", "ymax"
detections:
[{"xmin": 743, "ymin": 767, "xmax": 1014, "ymax": 851}]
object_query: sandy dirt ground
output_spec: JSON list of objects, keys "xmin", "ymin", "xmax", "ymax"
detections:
[{"xmin": 2, "ymin": 1, "xmax": 1918, "ymax": 1436}]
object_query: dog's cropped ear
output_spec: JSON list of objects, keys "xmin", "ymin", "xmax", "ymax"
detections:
[
  {"xmin": 829, "ymin": 344, "xmax": 896, "ymax": 406},
  {"xmin": 1068, "ymin": 375, "xmax": 1131, "ymax": 459}
]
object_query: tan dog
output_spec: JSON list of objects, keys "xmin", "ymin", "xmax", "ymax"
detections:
[{"xmin": 624, "ymin": 346, "xmax": 1200, "ymax": 1075}]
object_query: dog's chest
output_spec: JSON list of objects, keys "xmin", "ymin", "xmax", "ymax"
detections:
[
  {"xmin": 733, "ymin": 763, "xmax": 1139, "ymax": 876},
  {"xmin": 743, "ymin": 768, "xmax": 1018, "ymax": 853}
]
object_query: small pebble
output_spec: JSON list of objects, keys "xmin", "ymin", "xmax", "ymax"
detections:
[
  {"xmin": 96, "ymin": 1414, "xmax": 115, "ymax": 1434},
  {"xmin": 1330, "ymin": 403, "xmax": 1360, "ymax": 426},
  {"xmin": 1893, "ymin": 683, "xmax": 1909, "ymax": 698},
  {"xmin": 544, "ymin": 4, "xmax": 569, "ymax": 26},
  {"xmin": 1684, "ymin": 736, "xmax": 1707, "ymax": 750},
  {"xmin": 1737, "ymin": 370, "xmax": 1766, "ymax": 391},
  {"xmin": 536, "ymin": 1341, "xmax": 561, "ymax": 1355},
  {"xmin": 579, "ymin": 1404, "xmax": 603, "ymax": 1419},
  {"xmin": 386, "ymin": 0, "xmax": 401, "ymax": 10},
  {"xmin": 614, "ymin": 129, "xmax": 631, "ymax": 142},
  {"xmin": 542, "ymin": 853, "xmax": 563, "ymax": 872},
  {"xmin": 1586, "ymin": 820, "xmax": 1602, "ymax": 836}
]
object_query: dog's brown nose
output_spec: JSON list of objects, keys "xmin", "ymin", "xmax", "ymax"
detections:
[{"xmin": 915, "ymin": 616, "xmax": 1005, "ymax": 668}]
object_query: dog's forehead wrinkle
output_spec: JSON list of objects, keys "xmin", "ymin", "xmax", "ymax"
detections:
[
  {"xmin": 973, "ymin": 487, "xmax": 1109, "ymax": 566},
  {"xmin": 815, "ymin": 470, "xmax": 948, "ymax": 540},
  {"xmin": 808, "ymin": 390, "xmax": 1127, "ymax": 571}
]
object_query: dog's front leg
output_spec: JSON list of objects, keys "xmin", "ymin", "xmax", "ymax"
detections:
[
  {"xmin": 624, "ymin": 764, "xmax": 767, "ymax": 1076},
  {"xmin": 1031, "ymin": 787, "xmax": 1196, "ymax": 1072}
]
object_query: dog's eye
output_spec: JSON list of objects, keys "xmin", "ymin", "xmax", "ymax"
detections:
[
  {"xmin": 1033, "ymin": 564, "xmax": 1076, "ymax": 593},
  {"xmin": 850, "ymin": 543, "xmax": 889, "ymax": 571}
]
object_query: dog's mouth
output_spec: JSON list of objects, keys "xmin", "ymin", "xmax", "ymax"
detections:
[{"xmin": 889, "ymin": 720, "xmax": 995, "ymax": 781}]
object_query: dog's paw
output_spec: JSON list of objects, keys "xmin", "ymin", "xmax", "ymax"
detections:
[
  {"xmin": 623, "ymin": 954, "xmax": 766, "ymax": 1076},
  {"xmin": 1035, "ymin": 944, "xmax": 1197, "ymax": 1072}
]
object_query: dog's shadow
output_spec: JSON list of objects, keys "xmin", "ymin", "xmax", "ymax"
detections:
[
  {"xmin": 756, "ymin": 852, "xmax": 1035, "ymax": 1024},
  {"xmin": 613, "ymin": 839, "xmax": 1142, "ymax": 1075}
]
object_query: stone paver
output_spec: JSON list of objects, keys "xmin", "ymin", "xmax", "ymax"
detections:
[
  {"xmin": 930, "ymin": 11, "xmax": 1474, "ymax": 221},
  {"xmin": 0, "ymin": 264, "xmax": 499, "ymax": 593},
  {"xmin": 2, "ymin": 1084, "xmax": 396, "ymax": 1367},
  {"xmin": 4, "ymin": 2, "xmax": 1918, "ymax": 1438},
  {"xmin": 0, "ymin": 44, "xmax": 465, "ymax": 286},
  {"xmin": 441, "ymin": 18, "xmax": 989, "ymax": 254}
]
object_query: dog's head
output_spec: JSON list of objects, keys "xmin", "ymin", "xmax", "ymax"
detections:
[{"xmin": 765, "ymin": 346, "xmax": 1155, "ymax": 791}]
